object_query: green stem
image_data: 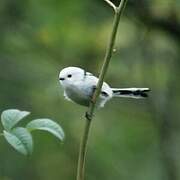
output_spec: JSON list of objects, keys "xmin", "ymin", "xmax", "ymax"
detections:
[
  {"xmin": 76, "ymin": 1, "xmax": 128, "ymax": 180},
  {"xmin": 76, "ymin": 119, "xmax": 91, "ymax": 180}
]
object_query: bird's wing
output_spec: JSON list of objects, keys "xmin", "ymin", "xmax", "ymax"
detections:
[{"xmin": 84, "ymin": 75, "xmax": 113, "ymax": 97}]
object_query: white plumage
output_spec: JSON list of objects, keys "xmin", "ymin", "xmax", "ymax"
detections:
[{"xmin": 59, "ymin": 67, "xmax": 150, "ymax": 107}]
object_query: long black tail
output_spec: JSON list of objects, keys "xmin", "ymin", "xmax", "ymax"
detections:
[{"xmin": 112, "ymin": 88, "xmax": 150, "ymax": 98}]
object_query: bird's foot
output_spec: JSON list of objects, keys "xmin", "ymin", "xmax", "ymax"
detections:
[{"xmin": 85, "ymin": 112, "xmax": 92, "ymax": 121}]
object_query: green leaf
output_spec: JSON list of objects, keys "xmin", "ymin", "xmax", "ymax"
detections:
[
  {"xmin": 12, "ymin": 127, "xmax": 33, "ymax": 154},
  {"xmin": 3, "ymin": 127, "xmax": 33, "ymax": 155},
  {"xmin": 26, "ymin": 119, "xmax": 65, "ymax": 141},
  {"xmin": 1, "ymin": 109, "xmax": 30, "ymax": 131}
]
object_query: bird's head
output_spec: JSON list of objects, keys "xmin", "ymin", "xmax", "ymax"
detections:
[{"xmin": 59, "ymin": 67, "xmax": 85, "ymax": 87}]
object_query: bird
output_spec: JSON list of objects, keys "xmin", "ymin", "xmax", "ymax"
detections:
[{"xmin": 59, "ymin": 67, "xmax": 150, "ymax": 108}]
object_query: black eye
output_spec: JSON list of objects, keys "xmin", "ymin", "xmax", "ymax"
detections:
[{"xmin": 67, "ymin": 74, "xmax": 72, "ymax": 78}]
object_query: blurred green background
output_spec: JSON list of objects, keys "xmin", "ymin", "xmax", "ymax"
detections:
[{"xmin": 0, "ymin": 0, "xmax": 180, "ymax": 179}]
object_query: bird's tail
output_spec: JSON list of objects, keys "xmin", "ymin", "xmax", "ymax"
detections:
[{"xmin": 112, "ymin": 88, "xmax": 150, "ymax": 98}]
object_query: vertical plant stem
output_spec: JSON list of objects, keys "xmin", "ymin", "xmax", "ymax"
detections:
[
  {"xmin": 77, "ymin": 119, "xmax": 91, "ymax": 180},
  {"xmin": 76, "ymin": 1, "xmax": 128, "ymax": 180}
]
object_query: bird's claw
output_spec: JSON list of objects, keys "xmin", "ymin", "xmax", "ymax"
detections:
[{"xmin": 85, "ymin": 112, "xmax": 92, "ymax": 121}]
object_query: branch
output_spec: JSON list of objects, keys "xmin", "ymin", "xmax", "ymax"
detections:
[
  {"xmin": 104, "ymin": 0, "xmax": 117, "ymax": 12},
  {"xmin": 76, "ymin": 0, "xmax": 128, "ymax": 180}
]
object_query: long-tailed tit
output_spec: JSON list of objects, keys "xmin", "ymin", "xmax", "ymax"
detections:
[{"xmin": 59, "ymin": 67, "xmax": 150, "ymax": 107}]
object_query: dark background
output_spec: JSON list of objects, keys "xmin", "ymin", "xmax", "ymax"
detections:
[{"xmin": 0, "ymin": 0, "xmax": 180, "ymax": 179}]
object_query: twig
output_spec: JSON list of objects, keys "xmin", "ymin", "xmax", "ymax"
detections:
[
  {"xmin": 76, "ymin": 1, "xmax": 128, "ymax": 180},
  {"xmin": 104, "ymin": 0, "xmax": 117, "ymax": 12}
]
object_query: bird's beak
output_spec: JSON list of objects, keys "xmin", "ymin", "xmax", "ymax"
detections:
[{"xmin": 59, "ymin": 77, "xmax": 65, "ymax": 81}]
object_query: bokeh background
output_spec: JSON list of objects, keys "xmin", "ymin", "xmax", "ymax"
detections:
[{"xmin": 0, "ymin": 0, "xmax": 180, "ymax": 179}]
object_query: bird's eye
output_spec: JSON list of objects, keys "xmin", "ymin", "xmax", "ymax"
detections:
[{"xmin": 67, "ymin": 74, "xmax": 72, "ymax": 78}]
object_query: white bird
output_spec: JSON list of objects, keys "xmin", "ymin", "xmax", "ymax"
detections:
[{"xmin": 59, "ymin": 67, "xmax": 150, "ymax": 108}]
